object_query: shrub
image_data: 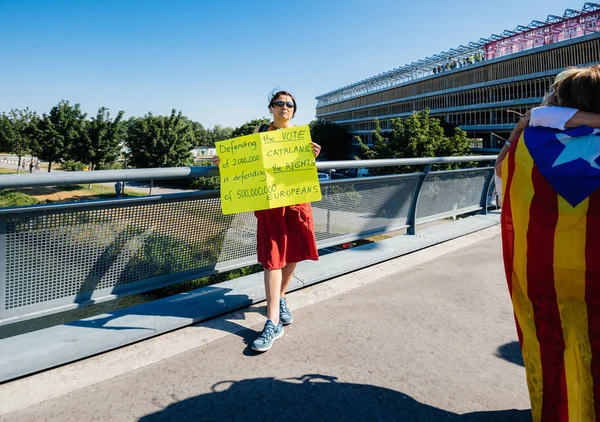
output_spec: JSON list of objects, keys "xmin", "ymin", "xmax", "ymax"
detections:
[
  {"xmin": 95, "ymin": 161, "xmax": 125, "ymax": 170},
  {"xmin": 61, "ymin": 160, "xmax": 86, "ymax": 171},
  {"xmin": 190, "ymin": 176, "xmax": 220, "ymax": 191}
]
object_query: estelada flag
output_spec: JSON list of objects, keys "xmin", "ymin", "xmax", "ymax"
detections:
[{"xmin": 502, "ymin": 126, "xmax": 600, "ymax": 422}]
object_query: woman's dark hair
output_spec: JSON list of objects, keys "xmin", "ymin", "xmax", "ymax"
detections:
[
  {"xmin": 269, "ymin": 90, "xmax": 297, "ymax": 118},
  {"xmin": 555, "ymin": 65, "xmax": 600, "ymax": 114}
]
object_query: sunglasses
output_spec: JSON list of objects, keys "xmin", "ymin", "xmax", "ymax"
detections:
[{"xmin": 272, "ymin": 100, "xmax": 295, "ymax": 108}]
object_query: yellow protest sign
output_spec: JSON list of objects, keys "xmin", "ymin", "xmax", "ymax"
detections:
[{"xmin": 216, "ymin": 125, "xmax": 322, "ymax": 215}]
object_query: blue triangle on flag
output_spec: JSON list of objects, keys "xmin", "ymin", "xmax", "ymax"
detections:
[{"xmin": 524, "ymin": 126, "xmax": 600, "ymax": 207}]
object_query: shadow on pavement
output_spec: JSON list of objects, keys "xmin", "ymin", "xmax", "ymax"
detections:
[
  {"xmin": 65, "ymin": 286, "xmax": 258, "ymax": 335},
  {"xmin": 496, "ymin": 341, "xmax": 524, "ymax": 367},
  {"xmin": 138, "ymin": 374, "xmax": 531, "ymax": 422}
]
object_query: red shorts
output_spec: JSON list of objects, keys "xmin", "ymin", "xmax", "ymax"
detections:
[{"xmin": 255, "ymin": 203, "xmax": 319, "ymax": 270}]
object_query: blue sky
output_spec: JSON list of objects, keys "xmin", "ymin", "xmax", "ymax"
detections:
[{"xmin": 0, "ymin": 0, "xmax": 583, "ymax": 129}]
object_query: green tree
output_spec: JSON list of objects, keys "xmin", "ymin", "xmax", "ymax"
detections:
[
  {"xmin": 309, "ymin": 120, "xmax": 352, "ymax": 160},
  {"xmin": 0, "ymin": 112, "xmax": 14, "ymax": 152},
  {"xmin": 231, "ymin": 118, "xmax": 270, "ymax": 138},
  {"xmin": 0, "ymin": 108, "xmax": 39, "ymax": 173},
  {"xmin": 33, "ymin": 100, "xmax": 87, "ymax": 172},
  {"xmin": 358, "ymin": 110, "xmax": 472, "ymax": 174},
  {"xmin": 0, "ymin": 114, "xmax": 12, "ymax": 153},
  {"xmin": 188, "ymin": 120, "xmax": 211, "ymax": 148},
  {"xmin": 208, "ymin": 125, "xmax": 234, "ymax": 145},
  {"xmin": 435, "ymin": 127, "xmax": 472, "ymax": 168},
  {"xmin": 77, "ymin": 107, "xmax": 125, "ymax": 170},
  {"xmin": 34, "ymin": 114, "xmax": 64, "ymax": 172},
  {"xmin": 125, "ymin": 109, "xmax": 194, "ymax": 168}
]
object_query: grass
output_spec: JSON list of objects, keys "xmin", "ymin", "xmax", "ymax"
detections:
[
  {"xmin": 93, "ymin": 191, "xmax": 147, "ymax": 199},
  {"xmin": 0, "ymin": 190, "xmax": 40, "ymax": 207},
  {"xmin": 0, "ymin": 184, "xmax": 146, "ymax": 206}
]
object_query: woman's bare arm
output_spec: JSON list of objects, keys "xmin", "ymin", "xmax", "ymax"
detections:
[{"xmin": 565, "ymin": 111, "xmax": 600, "ymax": 128}]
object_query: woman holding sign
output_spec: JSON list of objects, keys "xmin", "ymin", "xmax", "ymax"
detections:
[{"xmin": 213, "ymin": 91, "xmax": 321, "ymax": 352}]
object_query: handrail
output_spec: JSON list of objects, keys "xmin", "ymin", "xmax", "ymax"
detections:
[
  {"xmin": 0, "ymin": 155, "xmax": 498, "ymax": 189},
  {"xmin": 0, "ymin": 163, "xmax": 497, "ymax": 329},
  {"xmin": 315, "ymin": 155, "xmax": 496, "ymax": 170}
]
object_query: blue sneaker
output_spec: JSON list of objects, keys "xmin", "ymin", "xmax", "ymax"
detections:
[
  {"xmin": 279, "ymin": 297, "xmax": 294, "ymax": 325},
  {"xmin": 252, "ymin": 319, "xmax": 284, "ymax": 352}
]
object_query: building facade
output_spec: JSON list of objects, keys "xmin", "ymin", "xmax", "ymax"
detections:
[{"xmin": 315, "ymin": 3, "xmax": 600, "ymax": 152}]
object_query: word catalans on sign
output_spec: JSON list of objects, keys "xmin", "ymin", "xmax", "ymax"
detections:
[{"xmin": 215, "ymin": 125, "xmax": 322, "ymax": 214}]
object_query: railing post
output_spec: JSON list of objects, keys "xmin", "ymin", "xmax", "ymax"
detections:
[
  {"xmin": 0, "ymin": 216, "xmax": 6, "ymax": 322},
  {"xmin": 407, "ymin": 164, "xmax": 431, "ymax": 235},
  {"xmin": 324, "ymin": 186, "xmax": 331, "ymax": 234},
  {"xmin": 479, "ymin": 168, "xmax": 495, "ymax": 215}
]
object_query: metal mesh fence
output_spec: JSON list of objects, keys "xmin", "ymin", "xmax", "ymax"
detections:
[
  {"xmin": 3, "ymin": 196, "xmax": 254, "ymax": 312},
  {"xmin": 416, "ymin": 169, "xmax": 489, "ymax": 220},
  {"xmin": 0, "ymin": 168, "xmax": 491, "ymax": 323},
  {"xmin": 312, "ymin": 176, "xmax": 419, "ymax": 245}
]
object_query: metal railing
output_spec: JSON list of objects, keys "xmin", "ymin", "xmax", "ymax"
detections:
[{"xmin": 0, "ymin": 156, "xmax": 496, "ymax": 325}]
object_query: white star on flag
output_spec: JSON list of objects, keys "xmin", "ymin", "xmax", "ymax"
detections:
[{"xmin": 553, "ymin": 129, "xmax": 600, "ymax": 169}]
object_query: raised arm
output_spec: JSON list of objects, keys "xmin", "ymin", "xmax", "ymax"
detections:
[
  {"xmin": 495, "ymin": 111, "xmax": 530, "ymax": 177},
  {"xmin": 530, "ymin": 106, "xmax": 600, "ymax": 129}
]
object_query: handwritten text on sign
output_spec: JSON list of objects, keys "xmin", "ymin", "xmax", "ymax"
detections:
[{"xmin": 216, "ymin": 125, "xmax": 322, "ymax": 214}]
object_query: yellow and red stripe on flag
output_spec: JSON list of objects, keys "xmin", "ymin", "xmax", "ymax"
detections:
[{"xmin": 502, "ymin": 126, "xmax": 600, "ymax": 421}]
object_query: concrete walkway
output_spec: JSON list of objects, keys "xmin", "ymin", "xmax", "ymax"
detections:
[{"xmin": 0, "ymin": 227, "xmax": 532, "ymax": 421}]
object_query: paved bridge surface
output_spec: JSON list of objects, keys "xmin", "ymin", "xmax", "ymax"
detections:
[{"xmin": 0, "ymin": 226, "xmax": 532, "ymax": 421}]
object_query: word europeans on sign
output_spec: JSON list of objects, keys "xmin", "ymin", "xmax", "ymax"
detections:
[{"xmin": 215, "ymin": 125, "xmax": 322, "ymax": 214}]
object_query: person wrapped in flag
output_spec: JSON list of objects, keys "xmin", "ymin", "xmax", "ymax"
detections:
[
  {"xmin": 501, "ymin": 65, "xmax": 600, "ymax": 421},
  {"xmin": 495, "ymin": 68, "xmax": 600, "ymax": 207}
]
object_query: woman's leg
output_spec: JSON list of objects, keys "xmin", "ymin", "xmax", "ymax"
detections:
[
  {"xmin": 253, "ymin": 267, "xmax": 286, "ymax": 352},
  {"xmin": 262, "ymin": 262, "xmax": 296, "ymax": 325},
  {"xmin": 280, "ymin": 262, "xmax": 297, "ymax": 297},
  {"xmin": 264, "ymin": 268, "xmax": 283, "ymax": 325}
]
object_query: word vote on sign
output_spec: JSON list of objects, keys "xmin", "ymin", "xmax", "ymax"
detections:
[{"xmin": 215, "ymin": 125, "xmax": 322, "ymax": 214}]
